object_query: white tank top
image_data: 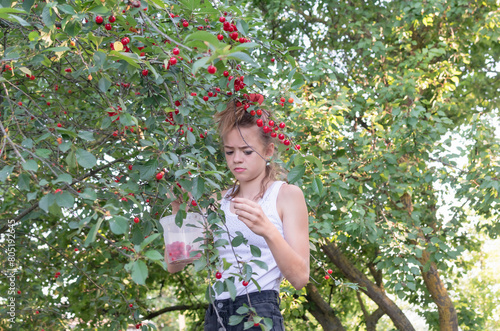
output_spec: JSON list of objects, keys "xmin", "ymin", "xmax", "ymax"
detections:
[{"xmin": 215, "ymin": 181, "xmax": 285, "ymax": 300}]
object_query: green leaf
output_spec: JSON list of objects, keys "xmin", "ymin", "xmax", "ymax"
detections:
[
  {"xmin": 57, "ymin": 4, "xmax": 76, "ymax": 14},
  {"xmin": 56, "ymin": 192, "xmax": 75, "ymax": 208},
  {"xmin": 312, "ymin": 177, "xmax": 323, "ymax": 195},
  {"xmin": 42, "ymin": 46, "xmax": 71, "ymax": 53},
  {"xmin": 22, "ymin": 159, "xmax": 38, "ymax": 172},
  {"xmin": 185, "ymin": 31, "xmax": 222, "ymax": 47},
  {"xmin": 228, "ymin": 314, "xmax": 245, "ymax": 326},
  {"xmin": 192, "ymin": 177, "xmax": 205, "ymax": 200},
  {"xmin": 0, "ymin": 166, "xmax": 14, "ymax": 182},
  {"xmin": 287, "ymin": 164, "xmax": 305, "ymax": 183},
  {"xmin": 186, "ymin": 130, "xmax": 196, "ymax": 145},
  {"xmin": 139, "ymin": 233, "xmax": 160, "ymax": 251},
  {"xmin": 89, "ymin": 5, "xmax": 111, "ymax": 15},
  {"xmin": 236, "ymin": 305, "xmax": 249, "ymax": 315},
  {"xmin": 250, "ymin": 245, "xmax": 261, "ymax": 257},
  {"xmin": 138, "ymin": 159, "xmax": 158, "ymax": 180},
  {"xmin": 108, "ymin": 51, "xmax": 141, "ymax": 68},
  {"xmin": 0, "ymin": 8, "xmax": 27, "ymax": 15},
  {"xmin": 80, "ymin": 188, "xmax": 97, "ymax": 201},
  {"xmin": 18, "ymin": 173, "xmax": 30, "ymax": 191},
  {"xmin": 84, "ymin": 218, "xmax": 104, "ymax": 247},
  {"xmin": 226, "ymin": 52, "xmax": 256, "ymax": 66},
  {"xmin": 191, "ymin": 56, "xmax": 211, "ymax": 75},
  {"xmin": 22, "ymin": 0, "xmax": 35, "ymax": 12},
  {"xmin": 35, "ymin": 148, "xmax": 51, "ymax": 158},
  {"xmin": 231, "ymin": 235, "xmax": 246, "ymax": 247},
  {"xmin": 78, "ymin": 131, "xmax": 95, "ymax": 141},
  {"xmin": 52, "ymin": 174, "xmax": 73, "ymax": 184},
  {"xmin": 98, "ymin": 77, "xmax": 111, "ymax": 93},
  {"xmin": 119, "ymin": 113, "xmax": 138, "ymax": 126},
  {"xmin": 109, "ymin": 216, "xmax": 129, "ymax": 235},
  {"xmin": 236, "ymin": 20, "xmax": 249, "ymax": 35},
  {"xmin": 251, "ymin": 259, "xmax": 268, "ymax": 271},
  {"xmin": 75, "ymin": 149, "xmax": 97, "ymax": 169},
  {"xmin": 130, "ymin": 260, "xmax": 148, "ymax": 285},
  {"xmin": 225, "ymin": 278, "xmax": 237, "ymax": 301},
  {"xmin": 39, "ymin": 194, "xmax": 55, "ymax": 213},
  {"xmin": 145, "ymin": 250, "xmax": 163, "ymax": 260}
]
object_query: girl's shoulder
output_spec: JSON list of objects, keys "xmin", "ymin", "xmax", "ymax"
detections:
[{"xmin": 278, "ymin": 182, "xmax": 304, "ymax": 198}]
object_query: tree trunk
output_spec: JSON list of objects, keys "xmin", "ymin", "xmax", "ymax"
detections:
[
  {"xmin": 322, "ymin": 242, "xmax": 415, "ymax": 331},
  {"xmin": 305, "ymin": 283, "xmax": 346, "ymax": 331},
  {"xmin": 418, "ymin": 250, "xmax": 459, "ymax": 331}
]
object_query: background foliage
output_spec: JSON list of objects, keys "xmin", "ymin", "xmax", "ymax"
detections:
[{"xmin": 0, "ymin": 0, "xmax": 499, "ymax": 330}]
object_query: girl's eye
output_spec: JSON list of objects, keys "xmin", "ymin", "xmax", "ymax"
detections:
[
  {"xmin": 244, "ymin": 150, "xmax": 253, "ymax": 155},
  {"xmin": 225, "ymin": 151, "xmax": 233, "ymax": 155}
]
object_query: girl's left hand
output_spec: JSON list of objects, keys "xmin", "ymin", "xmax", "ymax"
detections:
[{"xmin": 232, "ymin": 197, "xmax": 273, "ymax": 237}]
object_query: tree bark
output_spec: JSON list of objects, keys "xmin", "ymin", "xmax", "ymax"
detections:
[
  {"xmin": 305, "ymin": 283, "xmax": 346, "ymax": 331},
  {"xmin": 417, "ymin": 250, "xmax": 458, "ymax": 331},
  {"xmin": 322, "ymin": 242, "xmax": 415, "ymax": 330}
]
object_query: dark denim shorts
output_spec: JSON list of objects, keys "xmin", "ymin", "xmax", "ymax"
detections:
[{"xmin": 204, "ymin": 290, "xmax": 284, "ymax": 331}]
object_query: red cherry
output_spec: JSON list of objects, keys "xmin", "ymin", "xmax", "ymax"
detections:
[
  {"xmin": 47, "ymin": 102, "xmax": 51, "ymax": 106},
  {"xmin": 242, "ymin": 280, "xmax": 249, "ymax": 286},
  {"xmin": 208, "ymin": 92, "xmax": 213, "ymax": 97},
  {"xmin": 327, "ymin": 269, "xmax": 333, "ymax": 274},
  {"xmin": 270, "ymin": 132, "xmax": 277, "ymax": 138},
  {"xmin": 190, "ymin": 92, "xmax": 197, "ymax": 96},
  {"xmin": 217, "ymin": 34, "xmax": 224, "ymax": 41},
  {"xmin": 279, "ymin": 122, "xmax": 286, "ymax": 129},
  {"xmin": 207, "ymin": 65, "xmax": 217, "ymax": 74},
  {"xmin": 74, "ymin": 248, "xmax": 79, "ymax": 252},
  {"xmin": 223, "ymin": 70, "xmax": 229, "ymax": 77},
  {"xmin": 155, "ymin": 172, "xmax": 163, "ymax": 180},
  {"xmin": 324, "ymin": 275, "xmax": 330, "ymax": 280},
  {"xmin": 121, "ymin": 37, "xmax": 130, "ymax": 45},
  {"xmin": 278, "ymin": 133, "xmax": 285, "ymax": 140},
  {"xmin": 215, "ymin": 272, "xmax": 222, "ymax": 279},
  {"xmin": 219, "ymin": 17, "xmax": 226, "ymax": 23},
  {"xmin": 30, "ymin": 75, "xmax": 35, "ymax": 80},
  {"xmin": 129, "ymin": 303, "xmax": 133, "ymax": 307},
  {"xmin": 17, "ymin": 290, "xmax": 21, "ymax": 294},
  {"xmin": 65, "ymin": 68, "xmax": 72, "ymax": 72},
  {"xmin": 288, "ymin": 97, "xmax": 294, "ymax": 103},
  {"xmin": 283, "ymin": 139, "xmax": 290, "ymax": 146},
  {"xmin": 280, "ymin": 97, "xmax": 285, "ymax": 103},
  {"xmin": 173, "ymin": 47, "xmax": 180, "ymax": 55},
  {"xmin": 109, "ymin": 16, "xmax": 116, "ymax": 23},
  {"xmin": 203, "ymin": 96, "xmax": 209, "ymax": 101},
  {"xmin": 142, "ymin": 69, "xmax": 149, "ymax": 76},
  {"xmin": 256, "ymin": 119, "xmax": 264, "ymax": 127},
  {"xmin": 18, "ymin": 102, "xmax": 22, "ymax": 106},
  {"xmin": 254, "ymin": 323, "xmax": 259, "ymax": 327},
  {"xmin": 95, "ymin": 16, "xmax": 104, "ymax": 24},
  {"xmin": 250, "ymin": 110, "xmax": 256, "ymax": 116},
  {"xmin": 191, "ymin": 200, "xmax": 197, "ymax": 207},
  {"xmin": 169, "ymin": 57, "xmax": 177, "ymax": 65},
  {"xmin": 256, "ymin": 109, "xmax": 262, "ymax": 116},
  {"xmin": 104, "ymin": 23, "xmax": 112, "ymax": 31},
  {"xmin": 271, "ymin": 58, "xmax": 275, "ymax": 63},
  {"xmin": 128, "ymin": 165, "xmax": 133, "ymax": 170},
  {"xmin": 57, "ymin": 123, "xmax": 62, "ymax": 128},
  {"xmin": 182, "ymin": 21, "xmax": 189, "ymax": 27},
  {"xmin": 295, "ymin": 144, "xmax": 301, "ymax": 150}
]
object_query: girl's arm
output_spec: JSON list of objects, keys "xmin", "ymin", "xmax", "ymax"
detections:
[{"xmin": 232, "ymin": 184, "xmax": 310, "ymax": 290}]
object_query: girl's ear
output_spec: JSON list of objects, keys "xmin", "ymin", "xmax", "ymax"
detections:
[{"xmin": 265, "ymin": 142, "xmax": 275, "ymax": 158}]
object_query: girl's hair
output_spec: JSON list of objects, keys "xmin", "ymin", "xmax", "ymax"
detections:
[{"xmin": 214, "ymin": 98, "xmax": 279, "ymax": 200}]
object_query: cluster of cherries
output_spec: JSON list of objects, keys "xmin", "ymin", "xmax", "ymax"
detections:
[
  {"xmin": 236, "ymin": 95, "xmax": 301, "ymax": 151},
  {"xmin": 166, "ymin": 241, "xmax": 201, "ymax": 263}
]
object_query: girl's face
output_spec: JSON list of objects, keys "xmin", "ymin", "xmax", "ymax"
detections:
[{"xmin": 223, "ymin": 126, "xmax": 274, "ymax": 183}]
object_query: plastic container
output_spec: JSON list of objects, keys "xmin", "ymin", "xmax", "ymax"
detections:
[{"xmin": 160, "ymin": 212, "xmax": 204, "ymax": 264}]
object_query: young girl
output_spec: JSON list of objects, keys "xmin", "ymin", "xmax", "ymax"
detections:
[{"xmin": 165, "ymin": 95, "xmax": 310, "ymax": 330}]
